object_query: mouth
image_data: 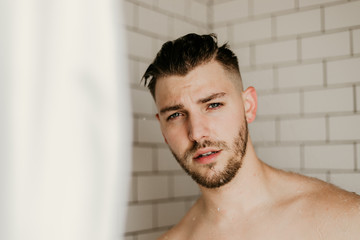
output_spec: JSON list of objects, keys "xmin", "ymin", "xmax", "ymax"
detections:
[{"xmin": 193, "ymin": 149, "xmax": 221, "ymax": 164}]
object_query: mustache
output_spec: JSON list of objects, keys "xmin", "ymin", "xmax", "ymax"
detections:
[{"xmin": 183, "ymin": 140, "xmax": 229, "ymax": 160}]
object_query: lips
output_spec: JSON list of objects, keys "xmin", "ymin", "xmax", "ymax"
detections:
[{"xmin": 193, "ymin": 148, "xmax": 221, "ymax": 164}]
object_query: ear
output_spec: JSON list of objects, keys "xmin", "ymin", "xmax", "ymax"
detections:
[
  {"xmin": 242, "ymin": 87, "xmax": 257, "ymax": 123},
  {"xmin": 156, "ymin": 113, "xmax": 168, "ymax": 144}
]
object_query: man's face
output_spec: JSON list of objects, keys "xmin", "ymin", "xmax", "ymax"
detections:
[{"xmin": 155, "ymin": 61, "xmax": 249, "ymax": 188}]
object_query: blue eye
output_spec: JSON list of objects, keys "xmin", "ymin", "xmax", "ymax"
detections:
[
  {"xmin": 167, "ymin": 112, "xmax": 181, "ymax": 121},
  {"xmin": 208, "ymin": 103, "xmax": 223, "ymax": 109}
]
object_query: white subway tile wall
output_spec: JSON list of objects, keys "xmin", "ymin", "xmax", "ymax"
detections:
[
  {"xmin": 124, "ymin": 0, "xmax": 360, "ymax": 238},
  {"xmin": 354, "ymin": 29, "xmax": 360, "ymax": 54},
  {"xmin": 276, "ymin": 9, "xmax": 321, "ymax": 37}
]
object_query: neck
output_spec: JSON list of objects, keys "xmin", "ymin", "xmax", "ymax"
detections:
[{"xmin": 198, "ymin": 140, "xmax": 273, "ymax": 218}]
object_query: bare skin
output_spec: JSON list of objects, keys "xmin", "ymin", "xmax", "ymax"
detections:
[{"xmin": 154, "ymin": 60, "xmax": 360, "ymax": 240}]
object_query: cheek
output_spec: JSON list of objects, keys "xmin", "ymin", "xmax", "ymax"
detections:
[
  {"xmin": 162, "ymin": 125, "xmax": 188, "ymax": 151},
  {"xmin": 215, "ymin": 110, "xmax": 244, "ymax": 138}
]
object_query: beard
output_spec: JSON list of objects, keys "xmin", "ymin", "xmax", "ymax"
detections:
[{"xmin": 170, "ymin": 118, "xmax": 249, "ymax": 189}]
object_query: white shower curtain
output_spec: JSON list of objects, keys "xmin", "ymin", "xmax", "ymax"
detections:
[{"xmin": 0, "ymin": 0, "xmax": 131, "ymax": 239}]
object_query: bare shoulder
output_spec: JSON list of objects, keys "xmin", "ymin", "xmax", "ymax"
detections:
[{"xmin": 278, "ymin": 171, "xmax": 360, "ymax": 237}]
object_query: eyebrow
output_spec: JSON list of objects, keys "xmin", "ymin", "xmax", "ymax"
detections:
[
  {"xmin": 198, "ymin": 92, "xmax": 226, "ymax": 104},
  {"xmin": 159, "ymin": 104, "xmax": 184, "ymax": 115},
  {"xmin": 159, "ymin": 92, "xmax": 227, "ymax": 115}
]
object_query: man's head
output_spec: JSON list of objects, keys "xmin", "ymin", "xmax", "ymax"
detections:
[
  {"xmin": 142, "ymin": 33, "xmax": 243, "ymax": 100},
  {"xmin": 142, "ymin": 33, "xmax": 257, "ymax": 189}
]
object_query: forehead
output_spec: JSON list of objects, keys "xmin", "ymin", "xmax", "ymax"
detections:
[{"xmin": 154, "ymin": 61, "xmax": 239, "ymax": 106}]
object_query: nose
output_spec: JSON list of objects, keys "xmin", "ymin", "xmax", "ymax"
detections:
[{"xmin": 188, "ymin": 113, "xmax": 210, "ymax": 142}]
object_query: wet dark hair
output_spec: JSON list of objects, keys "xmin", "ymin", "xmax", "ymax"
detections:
[{"xmin": 141, "ymin": 33, "xmax": 242, "ymax": 100}]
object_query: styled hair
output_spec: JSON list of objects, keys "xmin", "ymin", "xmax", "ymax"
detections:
[{"xmin": 142, "ymin": 33, "xmax": 242, "ymax": 100}]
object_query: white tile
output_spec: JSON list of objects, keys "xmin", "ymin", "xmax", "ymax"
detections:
[
  {"xmin": 213, "ymin": 26, "xmax": 229, "ymax": 45},
  {"xmin": 249, "ymin": 120, "xmax": 276, "ymax": 142},
  {"xmin": 256, "ymin": 40, "xmax": 297, "ymax": 65},
  {"xmin": 128, "ymin": 59, "xmax": 137, "ymax": 84},
  {"xmin": 280, "ymin": 117, "xmax": 326, "ymax": 142},
  {"xmin": 233, "ymin": 46, "xmax": 251, "ymax": 68},
  {"xmin": 278, "ymin": 63, "xmax": 323, "ymax": 89},
  {"xmin": 329, "ymin": 115, "xmax": 360, "ymax": 141},
  {"xmin": 158, "ymin": 148, "xmax": 182, "ymax": 171},
  {"xmin": 327, "ymin": 57, "xmax": 360, "ymax": 85},
  {"xmin": 257, "ymin": 146, "xmax": 301, "ymax": 169},
  {"xmin": 232, "ymin": 18, "xmax": 271, "ymax": 43},
  {"xmin": 126, "ymin": 31, "xmax": 154, "ymax": 59},
  {"xmin": 174, "ymin": 174, "xmax": 200, "ymax": 197},
  {"xmin": 158, "ymin": 0, "xmax": 186, "ymax": 16},
  {"xmin": 139, "ymin": 61, "xmax": 151, "ymax": 82},
  {"xmin": 304, "ymin": 87, "xmax": 354, "ymax": 114},
  {"xmin": 132, "ymin": 146, "xmax": 153, "ymax": 172},
  {"xmin": 241, "ymin": 69, "xmax": 274, "ymax": 91},
  {"xmin": 125, "ymin": 204, "xmax": 153, "ymax": 232},
  {"xmin": 257, "ymin": 92, "xmax": 301, "ymax": 116},
  {"xmin": 302, "ymin": 32, "xmax": 350, "ymax": 60},
  {"xmin": 138, "ymin": 7, "xmax": 169, "ymax": 36},
  {"xmin": 172, "ymin": 18, "xmax": 201, "ymax": 39},
  {"xmin": 138, "ymin": 118, "xmax": 164, "ymax": 143},
  {"xmin": 299, "ymin": 0, "xmax": 338, "ymax": 8},
  {"xmin": 325, "ymin": 2, "xmax": 360, "ymax": 30},
  {"xmin": 137, "ymin": 0, "xmax": 157, "ymax": 6},
  {"xmin": 137, "ymin": 175, "xmax": 169, "ymax": 201},
  {"xmin": 124, "ymin": 235, "xmax": 135, "ymax": 240},
  {"xmin": 357, "ymin": 86, "xmax": 360, "ymax": 112},
  {"xmin": 277, "ymin": 9, "xmax": 321, "ymax": 37},
  {"xmin": 123, "ymin": 1, "xmax": 135, "ymax": 28},
  {"xmin": 213, "ymin": 0, "xmax": 248, "ymax": 23},
  {"xmin": 304, "ymin": 144, "xmax": 354, "ymax": 169},
  {"xmin": 330, "ymin": 173, "xmax": 360, "ymax": 194},
  {"xmin": 254, "ymin": 0, "xmax": 295, "ymax": 15},
  {"xmin": 190, "ymin": 1, "xmax": 207, "ymax": 24},
  {"xmin": 131, "ymin": 88, "xmax": 155, "ymax": 114},
  {"xmin": 157, "ymin": 201, "xmax": 186, "ymax": 227},
  {"xmin": 353, "ymin": 29, "xmax": 360, "ymax": 54},
  {"xmin": 357, "ymin": 144, "xmax": 360, "ymax": 171}
]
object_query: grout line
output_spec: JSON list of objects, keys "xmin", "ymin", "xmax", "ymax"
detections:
[
  {"xmin": 211, "ymin": 0, "xmax": 355, "ymax": 28},
  {"xmin": 300, "ymin": 89, "xmax": 304, "ymax": 117},
  {"xmin": 323, "ymin": 60, "xmax": 328, "ymax": 88},
  {"xmin": 250, "ymin": 43, "xmax": 256, "ymax": 67},
  {"xmin": 207, "ymin": 0, "xmax": 214, "ymax": 31},
  {"xmin": 275, "ymin": 117, "xmax": 281, "ymax": 144},
  {"xmin": 153, "ymin": 204, "xmax": 158, "ymax": 229},
  {"xmin": 350, "ymin": 29, "xmax": 354, "ymax": 56},
  {"xmin": 248, "ymin": 0, "xmax": 254, "ymax": 17},
  {"xmin": 168, "ymin": 174, "xmax": 174, "ymax": 198},
  {"xmin": 353, "ymin": 84, "xmax": 357, "ymax": 113},
  {"xmin": 271, "ymin": 15, "xmax": 277, "ymax": 40},
  {"xmin": 153, "ymin": 147, "xmax": 158, "ymax": 172},
  {"xmin": 230, "ymin": 26, "xmax": 360, "ymax": 49},
  {"xmin": 325, "ymin": 115, "xmax": 330, "ymax": 143},
  {"xmin": 320, "ymin": 6, "xmax": 325, "ymax": 33},
  {"xmin": 300, "ymin": 143, "xmax": 305, "ymax": 170},
  {"xmin": 355, "ymin": 142, "xmax": 358, "ymax": 171},
  {"xmin": 297, "ymin": 36, "xmax": 302, "ymax": 63},
  {"xmin": 273, "ymin": 66, "xmax": 279, "ymax": 90},
  {"xmin": 326, "ymin": 170, "xmax": 331, "ymax": 183}
]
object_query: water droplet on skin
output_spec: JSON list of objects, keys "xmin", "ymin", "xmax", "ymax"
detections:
[{"xmin": 217, "ymin": 207, "xmax": 220, "ymax": 212}]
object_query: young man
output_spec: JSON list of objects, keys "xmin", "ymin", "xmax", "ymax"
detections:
[{"xmin": 142, "ymin": 33, "xmax": 360, "ymax": 239}]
